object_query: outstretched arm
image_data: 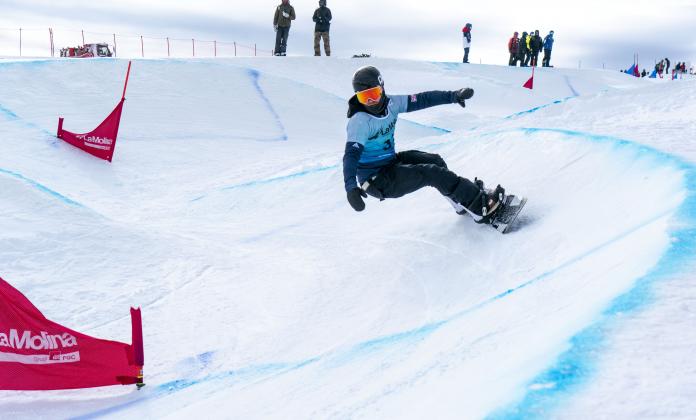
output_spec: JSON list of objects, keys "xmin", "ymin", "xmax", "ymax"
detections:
[{"xmin": 403, "ymin": 88, "xmax": 474, "ymax": 112}]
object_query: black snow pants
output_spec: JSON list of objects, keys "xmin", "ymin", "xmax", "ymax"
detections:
[
  {"xmin": 363, "ymin": 150, "xmax": 480, "ymax": 207},
  {"xmin": 542, "ymin": 49, "xmax": 552, "ymax": 67}
]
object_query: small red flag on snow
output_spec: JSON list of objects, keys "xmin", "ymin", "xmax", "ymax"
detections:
[
  {"xmin": 0, "ymin": 276, "xmax": 144, "ymax": 390},
  {"xmin": 523, "ymin": 66, "xmax": 535, "ymax": 89},
  {"xmin": 57, "ymin": 61, "xmax": 131, "ymax": 162}
]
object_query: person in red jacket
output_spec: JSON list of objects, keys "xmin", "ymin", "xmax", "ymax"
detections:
[
  {"xmin": 462, "ymin": 23, "xmax": 472, "ymax": 63},
  {"xmin": 508, "ymin": 32, "xmax": 520, "ymax": 66}
]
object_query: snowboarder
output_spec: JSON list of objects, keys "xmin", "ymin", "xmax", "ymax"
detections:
[
  {"xmin": 508, "ymin": 32, "xmax": 520, "ymax": 66},
  {"xmin": 342, "ymin": 66, "xmax": 506, "ymax": 226},
  {"xmin": 462, "ymin": 23, "xmax": 472, "ymax": 63},
  {"xmin": 542, "ymin": 30, "xmax": 554, "ymax": 67},
  {"xmin": 312, "ymin": 0, "xmax": 332, "ymax": 56},
  {"xmin": 273, "ymin": 0, "xmax": 296, "ymax": 56}
]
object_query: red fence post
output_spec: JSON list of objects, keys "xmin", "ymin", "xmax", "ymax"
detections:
[
  {"xmin": 167, "ymin": 37, "xmax": 170, "ymax": 57},
  {"xmin": 113, "ymin": 33, "xmax": 117, "ymax": 58},
  {"xmin": 141, "ymin": 36, "xmax": 144, "ymax": 58}
]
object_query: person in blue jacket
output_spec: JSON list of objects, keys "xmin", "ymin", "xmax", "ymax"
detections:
[
  {"xmin": 542, "ymin": 30, "xmax": 554, "ymax": 67},
  {"xmin": 342, "ymin": 66, "xmax": 505, "ymax": 224}
]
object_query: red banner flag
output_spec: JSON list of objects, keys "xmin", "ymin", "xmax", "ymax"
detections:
[
  {"xmin": 523, "ymin": 66, "xmax": 535, "ymax": 90},
  {"xmin": 0, "ymin": 277, "xmax": 144, "ymax": 390},
  {"xmin": 57, "ymin": 61, "xmax": 131, "ymax": 162},
  {"xmin": 57, "ymin": 100, "xmax": 124, "ymax": 162}
]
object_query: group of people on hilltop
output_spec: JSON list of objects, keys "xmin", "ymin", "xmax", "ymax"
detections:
[
  {"xmin": 651, "ymin": 58, "xmax": 687, "ymax": 77},
  {"xmin": 273, "ymin": 0, "xmax": 332, "ymax": 56},
  {"xmin": 632, "ymin": 59, "xmax": 690, "ymax": 78},
  {"xmin": 507, "ymin": 30, "xmax": 554, "ymax": 67}
]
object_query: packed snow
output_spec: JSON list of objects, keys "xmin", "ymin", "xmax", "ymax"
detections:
[{"xmin": 1, "ymin": 57, "xmax": 695, "ymax": 419}]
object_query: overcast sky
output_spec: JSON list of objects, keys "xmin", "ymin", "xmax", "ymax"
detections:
[{"xmin": 1, "ymin": 0, "xmax": 695, "ymax": 69}]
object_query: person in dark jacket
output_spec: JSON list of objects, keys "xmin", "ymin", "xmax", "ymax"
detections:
[
  {"xmin": 523, "ymin": 31, "xmax": 533, "ymax": 66},
  {"xmin": 518, "ymin": 31, "xmax": 529, "ymax": 67},
  {"xmin": 273, "ymin": 0, "xmax": 296, "ymax": 56},
  {"xmin": 508, "ymin": 32, "xmax": 520, "ymax": 66},
  {"xmin": 530, "ymin": 30, "xmax": 543, "ymax": 67},
  {"xmin": 542, "ymin": 30, "xmax": 554, "ymax": 67},
  {"xmin": 343, "ymin": 66, "xmax": 505, "ymax": 224},
  {"xmin": 665, "ymin": 57, "xmax": 670, "ymax": 74},
  {"xmin": 312, "ymin": 0, "xmax": 332, "ymax": 56},
  {"xmin": 462, "ymin": 23, "xmax": 472, "ymax": 63}
]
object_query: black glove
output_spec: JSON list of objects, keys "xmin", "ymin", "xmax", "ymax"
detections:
[
  {"xmin": 453, "ymin": 88, "xmax": 474, "ymax": 108},
  {"xmin": 347, "ymin": 187, "xmax": 368, "ymax": 212}
]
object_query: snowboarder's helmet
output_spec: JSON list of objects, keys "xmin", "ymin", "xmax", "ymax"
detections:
[
  {"xmin": 319, "ymin": 0, "xmax": 326, "ymax": 5},
  {"xmin": 352, "ymin": 66, "xmax": 384, "ymax": 92}
]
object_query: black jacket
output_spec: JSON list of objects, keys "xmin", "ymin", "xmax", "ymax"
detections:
[
  {"xmin": 530, "ymin": 35, "xmax": 543, "ymax": 52},
  {"xmin": 313, "ymin": 6, "xmax": 332, "ymax": 32}
]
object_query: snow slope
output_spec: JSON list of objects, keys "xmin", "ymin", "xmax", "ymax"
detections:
[{"xmin": 1, "ymin": 58, "xmax": 695, "ymax": 419}]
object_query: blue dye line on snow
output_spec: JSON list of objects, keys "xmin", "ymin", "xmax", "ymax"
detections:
[
  {"xmin": 504, "ymin": 96, "xmax": 575, "ymax": 120},
  {"xmin": 0, "ymin": 167, "xmax": 84, "ymax": 207},
  {"xmin": 487, "ymin": 129, "xmax": 696, "ymax": 419},
  {"xmin": 564, "ymin": 74, "xmax": 580, "ymax": 97},
  {"xmin": 0, "ymin": 102, "xmax": 56, "ymax": 138},
  {"xmin": 88, "ymin": 127, "xmax": 692, "ymax": 418},
  {"xmin": 247, "ymin": 69, "xmax": 288, "ymax": 142},
  {"xmin": 74, "ymin": 357, "xmax": 321, "ymax": 419}
]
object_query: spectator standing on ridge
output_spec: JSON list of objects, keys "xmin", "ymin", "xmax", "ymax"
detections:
[
  {"xmin": 523, "ymin": 32, "xmax": 533, "ymax": 66},
  {"xmin": 530, "ymin": 30, "xmax": 543, "ymax": 66},
  {"xmin": 273, "ymin": 0, "xmax": 296, "ymax": 56},
  {"xmin": 508, "ymin": 32, "xmax": 520, "ymax": 66},
  {"xmin": 641, "ymin": 69, "xmax": 647, "ymax": 77},
  {"xmin": 542, "ymin": 30, "xmax": 554, "ymax": 67},
  {"xmin": 462, "ymin": 23, "xmax": 472, "ymax": 63},
  {"xmin": 665, "ymin": 57, "xmax": 671, "ymax": 74},
  {"xmin": 312, "ymin": 0, "xmax": 332, "ymax": 56},
  {"xmin": 518, "ymin": 31, "xmax": 529, "ymax": 67}
]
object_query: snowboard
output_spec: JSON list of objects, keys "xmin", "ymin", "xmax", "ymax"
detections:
[{"xmin": 490, "ymin": 195, "xmax": 527, "ymax": 234}]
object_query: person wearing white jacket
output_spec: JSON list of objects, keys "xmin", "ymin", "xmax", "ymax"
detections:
[{"xmin": 462, "ymin": 23, "xmax": 472, "ymax": 63}]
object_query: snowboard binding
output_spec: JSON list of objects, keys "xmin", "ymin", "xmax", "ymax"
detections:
[
  {"xmin": 458, "ymin": 178, "xmax": 505, "ymax": 224},
  {"xmin": 456, "ymin": 178, "xmax": 527, "ymax": 234}
]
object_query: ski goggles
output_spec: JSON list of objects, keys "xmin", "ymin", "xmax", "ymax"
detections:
[{"xmin": 355, "ymin": 86, "xmax": 383, "ymax": 106}]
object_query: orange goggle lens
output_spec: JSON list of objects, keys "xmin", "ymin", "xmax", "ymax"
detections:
[{"xmin": 356, "ymin": 86, "xmax": 383, "ymax": 106}]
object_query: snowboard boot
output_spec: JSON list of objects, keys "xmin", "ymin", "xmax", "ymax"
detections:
[{"xmin": 458, "ymin": 179, "xmax": 505, "ymax": 224}]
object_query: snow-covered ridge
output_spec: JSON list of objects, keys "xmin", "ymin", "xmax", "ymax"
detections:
[{"xmin": 0, "ymin": 58, "xmax": 694, "ymax": 419}]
